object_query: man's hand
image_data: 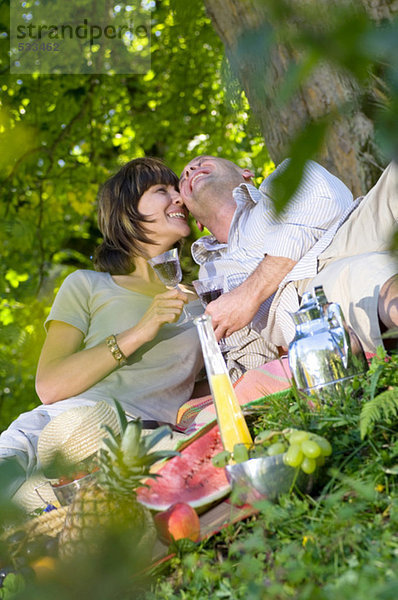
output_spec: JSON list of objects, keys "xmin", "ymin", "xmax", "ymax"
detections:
[
  {"xmin": 204, "ymin": 255, "xmax": 297, "ymax": 340},
  {"xmin": 205, "ymin": 285, "xmax": 259, "ymax": 340}
]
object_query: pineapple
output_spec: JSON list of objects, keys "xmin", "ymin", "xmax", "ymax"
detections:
[{"xmin": 59, "ymin": 401, "xmax": 178, "ymax": 566}]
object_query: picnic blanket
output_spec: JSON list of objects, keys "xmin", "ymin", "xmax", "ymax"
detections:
[
  {"xmin": 175, "ymin": 356, "xmax": 292, "ymax": 433},
  {"xmin": 174, "ymin": 351, "xmax": 374, "ymax": 435}
]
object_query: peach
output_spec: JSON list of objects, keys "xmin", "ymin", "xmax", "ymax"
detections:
[{"xmin": 154, "ymin": 502, "xmax": 200, "ymax": 544}]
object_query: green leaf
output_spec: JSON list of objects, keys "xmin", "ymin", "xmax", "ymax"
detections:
[
  {"xmin": 368, "ymin": 363, "xmax": 384, "ymax": 401},
  {"xmin": 138, "ymin": 450, "xmax": 180, "ymax": 465},
  {"xmin": 112, "ymin": 399, "xmax": 128, "ymax": 434},
  {"xmin": 100, "ymin": 433, "xmax": 120, "ymax": 456},
  {"xmin": 1, "ymin": 573, "xmax": 26, "ymax": 599},
  {"xmin": 360, "ymin": 388, "xmax": 398, "ymax": 439},
  {"xmin": 121, "ymin": 420, "xmax": 142, "ymax": 464},
  {"xmin": 141, "ymin": 425, "xmax": 174, "ymax": 453}
]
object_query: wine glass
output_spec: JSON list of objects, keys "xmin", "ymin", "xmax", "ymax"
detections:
[
  {"xmin": 192, "ymin": 275, "xmax": 231, "ymax": 352},
  {"xmin": 148, "ymin": 248, "xmax": 192, "ymax": 325}
]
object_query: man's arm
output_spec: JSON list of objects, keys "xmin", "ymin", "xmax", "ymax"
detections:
[{"xmin": 205, "ymin": 255, "xmax": 296, "ymax": 340}]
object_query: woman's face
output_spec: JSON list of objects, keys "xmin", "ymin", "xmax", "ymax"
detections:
[{"xmin": 138, "ymin": 184, "xmax": 190, "ymax": 251}]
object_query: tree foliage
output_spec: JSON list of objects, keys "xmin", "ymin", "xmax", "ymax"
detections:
[
  {"xmin": 0, "ymin": 0, "xmax": 271, "ymax": 430},
  {"xmin": 205, "ymin": 0, "xmax": 398, "ymax": 198},
  {"xmin": 1, "ymin": 0, "xmax": 397, "ymax": 431}
]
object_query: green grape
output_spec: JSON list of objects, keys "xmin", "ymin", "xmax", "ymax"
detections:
[
  {"xmin": 301, "ymin": 440, "xmax": 321, "ymax": 459},
  {"xmin": 267, "ymin": 442, "xmax": 286, "ymax": 456},
  {"xmin": 316, "ymin": 454, "xmax": 325, "ymax": 467},
  {"xmin": 283, "ymin": 444, "xmax": 303, "ymax": 468},
  {"xmin": 212, "ymin": 450, "xmax": 231, "ymax": 468},
  {"xmin": 250, "ymin": 444, "xmax": 266, "ymax": 459},
  {"xmin": 311, "ymin": 436, "xmax": 332, "ymax": 457},
  {"xmin": 301, "ymin": 457, "xmax": 316, "ymax": 474},
  {"xmin": 233, "ymin": 443, "xmax": 249, "ymax": 463},
  {"xmin": 289, "ymin": 430, "xmax": 310, "ymax": 445}
]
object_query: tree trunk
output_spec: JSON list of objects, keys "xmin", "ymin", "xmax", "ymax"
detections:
[{"xmin": 204, "ymin": 0, "xmax": 397, "ymax": 196}]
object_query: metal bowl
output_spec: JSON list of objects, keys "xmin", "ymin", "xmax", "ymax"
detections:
[
  {"xmin": 225, "ymin": 454, "xmax": 314, "ymax": 505},
  {"xmin": 50, "ymin": 473, "xmax": 96, "ymax": 506},
  {"xmin": 34, "ymin": 472, "xmax": 96, "ymax": 507}
]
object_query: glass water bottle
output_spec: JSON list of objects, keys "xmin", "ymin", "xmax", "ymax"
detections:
[{"xmin": 194, "ymin": 314, "xmax": 253, "ymax": 453}]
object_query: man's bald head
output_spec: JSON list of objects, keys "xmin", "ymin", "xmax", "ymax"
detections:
[{"xmin": 179, "ymin": 156, "xmax": 253, "ymax": 240}]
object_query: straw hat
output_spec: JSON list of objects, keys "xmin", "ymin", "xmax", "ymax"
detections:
[
  {"xmin": 12, "ymin": 472, "xmax": 59, "ymax": 514},
  {"xmin": 11, "ymin": 402, "xmax": 120, "ymax": 514},
  {"xmin": 37, "ymin": 400, "xmax": 120, "ymax": 470}
]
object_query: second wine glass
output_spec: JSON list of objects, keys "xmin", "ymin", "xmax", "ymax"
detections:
[{"xmin": 192, "ymin": 275, "xmax": 230, "ymax": 352}]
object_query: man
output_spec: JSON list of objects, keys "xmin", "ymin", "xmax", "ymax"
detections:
[{"xmin": 179, "ymin": 155, "xmax": 398, "ymax": 356}]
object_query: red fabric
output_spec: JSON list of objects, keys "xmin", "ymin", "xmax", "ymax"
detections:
[
  {"xmin": 176, "ymin": 352, "xmax": 376, "ymax": 432},
  {"xmin": 233, "ymin": 356, "xmax": 292, "ymax": 404},
  {"xmin": 176, "ymin": 357, "xmax": 292, "ymax": 431}
]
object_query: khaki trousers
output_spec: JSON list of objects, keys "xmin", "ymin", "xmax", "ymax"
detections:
[{"xmin": 305, "ymin": 161, "xmax": 398, "ymax": 352}]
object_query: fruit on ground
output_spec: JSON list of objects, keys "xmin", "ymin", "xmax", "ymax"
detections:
[
  {"xmin": 267, "ymin": 441, "xmax": 287, "ymax": 456},
  {"xmin": 301, "ymin": 457, "xmax": 316, "ymax": 474},
  {"xmin": 289, "ymin": 430, "xmax": 309, "ymax": 445},
  {"xmin": 136, "ymin": 424, "xmax": 231, "ymax": 511},
  {"xmin": 233, "ymin": 443, "xmax": 249, "ymax": 463},
  {"xmin": 30, "ymin": 556, "xmax": 57, "ymax": 581},
  {"xmin": 311, "ymin": 435, "xmax": 332, "ymax": 456},
  {"xmin": 284, "ymin": 444, "xmax": 304, "ymax": 468},
  {"xmin": 154, "ymin": 503, "xmax": 201, "ymax": 544},
  {"xmin": 252, "ymin": 428, "xmax": 332, "ymax": 476},
  {"xmin": 301, "ymin": 440, "xmax": 321, "ymax": 459},
  {"xmin": 59, "ymin": 401, "xmax": 178, "ymax": 565}
]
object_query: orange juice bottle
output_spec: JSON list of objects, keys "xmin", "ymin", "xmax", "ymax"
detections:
[{"xmin": 194, "ymin": 315, "xmax": 253, "ymax": 454}]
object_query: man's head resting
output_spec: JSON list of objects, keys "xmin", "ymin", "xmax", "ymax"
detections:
[{"xmin": 179, "ymin": 156, "xmax": 253, "ymax": 241}]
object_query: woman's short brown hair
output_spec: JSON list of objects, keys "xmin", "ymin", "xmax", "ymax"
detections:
[{"xmin": 93, "ymin": 157, "xmax": 179, "ymax": 274}]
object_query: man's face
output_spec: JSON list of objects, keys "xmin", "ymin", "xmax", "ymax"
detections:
[{"xmin": 179, "ymin": 155, "xmax": 245, "ymax": 220}]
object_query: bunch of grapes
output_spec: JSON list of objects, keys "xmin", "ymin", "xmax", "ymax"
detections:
[
  {"xmin": 284, "ymin": 430, "xmax": 332, "ymax": 473},
  {"xmin": 212, "ymin": 429, "xmax": 332, "ymax": 473},
  {"xmin": 212, "ymin": 444, "xmax": 249, "ymax": 467},
  {"xmin": 255, "ymin": 429, "xmax": 332, "ymax": 474}
]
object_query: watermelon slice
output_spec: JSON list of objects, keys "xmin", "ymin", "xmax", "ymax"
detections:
[{"xmin": 137, "ymin": 424, "xmax": 231, "ymax": 511}]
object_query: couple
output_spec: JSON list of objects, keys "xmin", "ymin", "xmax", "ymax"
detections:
[
  {"xmin": 181, "ymin": 155, "xmax": 398, "ymax": 357},
  {"xmin": 1, "ymin": 155, "xmax": 397, "ymax": 493}
]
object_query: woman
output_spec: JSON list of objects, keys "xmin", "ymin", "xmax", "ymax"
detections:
[{"xmin": 0, "ymin": 158, "xmax": 204, "ymax": 492}]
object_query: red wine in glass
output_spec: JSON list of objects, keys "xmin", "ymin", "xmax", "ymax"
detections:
[
  {"xmin": 198, "ymin": 288, "xmax": 223, "ymax": 307},
  {"xmin": 192, "ymin": 276, "xmax": 233, "ymax": 352}
]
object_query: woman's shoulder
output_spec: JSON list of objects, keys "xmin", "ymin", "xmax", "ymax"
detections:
[{"xmin": 61, "ymin": 269, "xmax": 110, "ymax": 290}]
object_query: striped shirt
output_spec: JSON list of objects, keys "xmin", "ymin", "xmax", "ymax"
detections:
[{"xmin": 191, "ymin": 160, "xmax": 358, "ymax": 378}]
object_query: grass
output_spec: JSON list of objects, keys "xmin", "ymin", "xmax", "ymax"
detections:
[
  {"xmin": 1, "ymin": 349, "xmax": 398, "ymax": 599},
  {"xmin": 144, "ymin": 349, "xmax": 398, "ymax": 600}
]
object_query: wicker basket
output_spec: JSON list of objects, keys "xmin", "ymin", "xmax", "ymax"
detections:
[
  {"xmin": 24, "ymin": 506, "xmax": 69, "ymax": 540},
  {"xmin": 2, "ymin": 505, "xmax": 69, "ymax": 557}
]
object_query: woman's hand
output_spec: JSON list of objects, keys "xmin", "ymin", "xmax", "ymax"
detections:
[{"xmin": 133, "ymin": 288, "xmax": 188, "ymax": 343}]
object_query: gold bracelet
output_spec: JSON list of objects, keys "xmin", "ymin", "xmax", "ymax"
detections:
[{"xmin": 105, "ymin": 334, "xmax": 127, "ymax": 366}]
